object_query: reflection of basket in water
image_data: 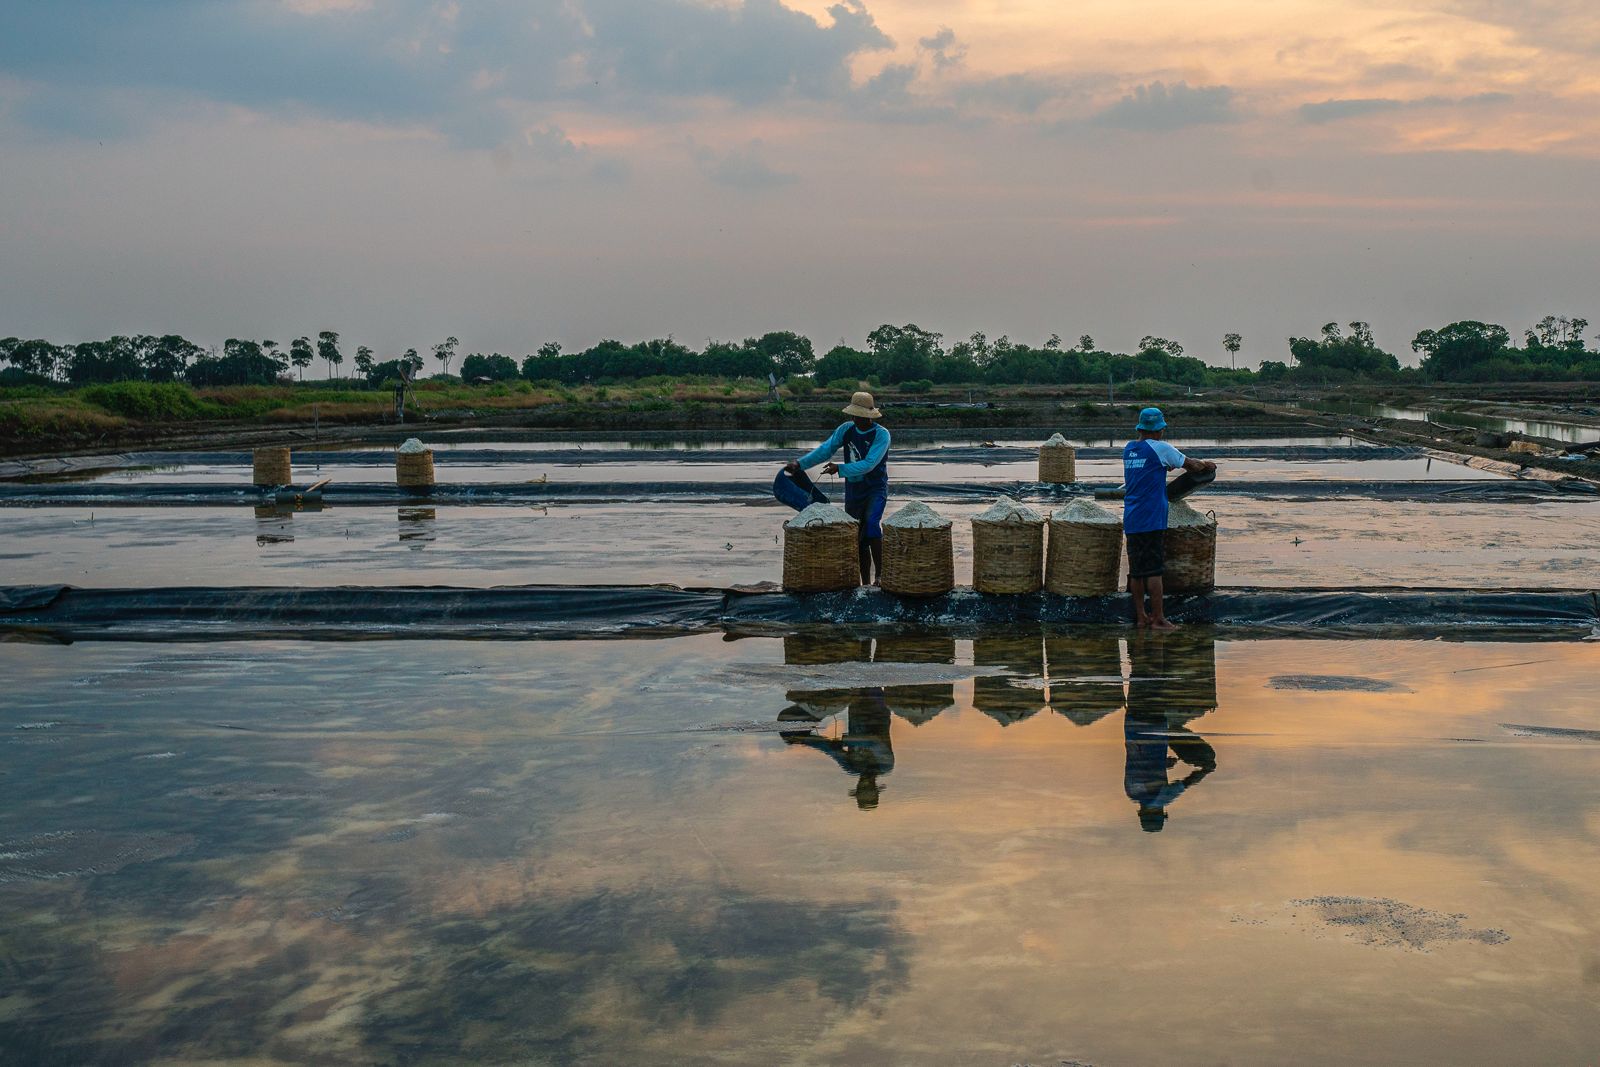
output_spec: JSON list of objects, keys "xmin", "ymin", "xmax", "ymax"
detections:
[
  {"xmin": 1038, "ymin": 441, "xmax": 1076, "ymax": 483},
  {"xmin": 252, "ymin": 446, "xmax": 291, "ymax": 487},
  {"xmin": 880, "ymin": 507, "xmax": 954, "ymax": 597},
  {"xmin": 973, "ymin": 633, "xmax": 1046, "ymax": 725},
  {"xmin": 1125, "ymin": 630, "xmax": 1218, "ymax": 723},
  {"xmin": 783, "ymin": 512, "xmax": 860, "ymax": 592},
  {"xmin": 396, "ymin": 450, "xmax": 436, "ymax": 488},
  {"xmin": 1045, "ymin": 633, "xmax": 1125, "ymax": 726},
  {"xmin": 1046, "ymin": 500, "xmax": 1123, "ymax": 596},
  {"xmin": 874, "ymin": 634, "xmax": 957, "ymax": 725},
  {"xmin": 1162, "ymin": 501, "xmax": 1217, "ymax": 594},
  {"xmin": 972, "ymin": 507, "xmax": 1045, "ymax": 594},
  {"xmin": 784, "ymin": 634, "xmax": 871, "ymax": 665}
]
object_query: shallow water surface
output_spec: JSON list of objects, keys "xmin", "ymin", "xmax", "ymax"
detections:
[
  {"xmin": 3, "ymin": 496, "xmax": 1595, "ymax": 589},
  {"xmin": 2, "ymin": 634, "xmax": 1597, "ymax": 1065}
]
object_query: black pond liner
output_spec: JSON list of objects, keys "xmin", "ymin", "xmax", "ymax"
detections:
[
  {"xmin": 0, "ymin": 584, "xmax": 1594, "ymax": 643},
  {"xmin": 0, "ymin": 478, "xmax": 1593, "ymax": 507}
]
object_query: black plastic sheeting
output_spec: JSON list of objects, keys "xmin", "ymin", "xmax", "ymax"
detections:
[
  {"xmin": 1, "ymin": 584, "xmax": 1593, "ymax": 642},
  {"xmin": 0, "ymin": 444, "xmax": 1415, "ymax": 478},
  {"xmin": 1, "ymin": 477, "xmax": 1594, "ymax": 508}
]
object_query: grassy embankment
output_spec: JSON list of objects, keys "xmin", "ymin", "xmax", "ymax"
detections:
[{"xmin": 1, "ymin": 378, "xmax": 1290, "ymax": 455}]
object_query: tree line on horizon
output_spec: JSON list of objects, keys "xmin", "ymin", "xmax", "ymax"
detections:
[{"xmin": 3, "ymin": 315, "xmax": 1598, "ymax": 391}]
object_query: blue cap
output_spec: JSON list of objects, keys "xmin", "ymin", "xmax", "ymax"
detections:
[{"xmin": 1136, "ymin": 407, "xmax": 1167, "ymax": 432}]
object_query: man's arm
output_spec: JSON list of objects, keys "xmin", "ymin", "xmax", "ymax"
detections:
[
  {"xmin": 788, "ymin": 424, "xmax": 847, "ymax": 473},
  {"xmin": 1151, "ymin": 440, "xmax": 1215, "ymax": 475},
  {"xmin": 836, "ymin": 426, "xmax": 890, "ymax": 480}
]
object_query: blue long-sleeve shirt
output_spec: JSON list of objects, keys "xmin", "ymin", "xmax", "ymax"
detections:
[{"xmin": 798, "ymin": 422, "xmax": 891, "ymax": 482}]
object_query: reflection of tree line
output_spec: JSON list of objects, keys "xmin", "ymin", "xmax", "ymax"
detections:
[{"xmin": 778, "ymin": 630, "xmax": 1218, "ymax": 830}]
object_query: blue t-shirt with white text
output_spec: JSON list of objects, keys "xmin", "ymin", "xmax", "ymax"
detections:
[{"xmin": 1122, "ymin": 438, "xmax": 1186, "ymax": 535}]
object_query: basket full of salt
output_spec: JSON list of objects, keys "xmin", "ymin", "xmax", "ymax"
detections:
[
  {"xmin": 971, "ymin": 498, "xmax": 1045, "ymax": 594},
  {"xmin": 1162, "ymin": 499, "xmax": 1217, "ymax": 594},
  {"xmin": 880, "ymin": 501, "xmax": 954, "ymax": 597},
  {"xmin": 395, "ymin": 437, "xmax": 435, "ymax": 489},
  {"xmin": 783, "ymin": 503, "xmax": 860, "ymax": 592},
  {"xmin": 1046, "ymin": 498, "xmax": 1123, "ymax": 596},
  {"xmin": 1038, "ymin": 432, "xmax": 1076, "ymax": 484}
]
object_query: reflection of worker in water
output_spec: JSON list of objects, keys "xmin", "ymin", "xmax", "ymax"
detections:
[
  {"xmin": 781, "ymin": 688, "xmax": 895, "ymax": 809},
  {"xmin": 1123, "ymin": 633, "xmax": 1217, "ymax": 832}
]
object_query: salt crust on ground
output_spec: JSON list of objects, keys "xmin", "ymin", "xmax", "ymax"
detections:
[
  {"xmin": 974, "ymin": 498, "xmax": 1043, "ymax": 524},
  {"xmin": 884, "ymin": 500, "xmax": 950, "ymax": 529},
  {"xmin": 1167, "ymin": 499, "xmax": 1215, "ymax": 527},
  {"xmin": 397, "ymin": 438, "xmax": 429, "ymax": 455},
  {"xmin": 1051, "ymin": 498, "xmax": 1120, "ymax": 525},
  {"xmin": 786, "ymin": 502, "xmax": 856, "ymax": 528}
]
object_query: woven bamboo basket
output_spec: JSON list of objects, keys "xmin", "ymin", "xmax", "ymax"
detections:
[
  {"xmin": 1508, "ymin": 439, "xmax": 1541, "ymax": 455},
  {"xmin": 880, "ymin": 514, "xmax": 954, "ymax": 596},
  {"xmin": 972, "ymin": 507, "xmax": 1045, "ymax": 594},
  {"xmin": 396, "ymin": 450, "xmax": 436, "ymax": 488},
  {"xmin": 973, "ymin": 633, "xmax": 1046, "ymax": 725},
  {"xmin": 252, "ymin": 446, "xmax": 291, "ymax": 487},
  {"xmin": 1162, "ymin": 502, "xmax": 1217, "ymax": 594},
  {"xmin": 783, "ymin": 515, "xmax": 860, "ymax": 593},
  {"xmin": 1045, "ymin": 502, "xmax": 1123, "ymax": 596},
  {"xmin": 1038, "ymin": 443, "xmax": 1077, "ymax": 483}
]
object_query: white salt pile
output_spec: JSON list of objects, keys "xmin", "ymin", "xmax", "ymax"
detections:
[
  {"xmin": 974, "ymin": 498, "xmax": 1043, "ymax": 524},
  {"xmin": 1043, "ymin": 432, "xmax": 1070, "ymax": 447},
  {"xmin": 1168, "ymin": 499, "xmax": 1215, "ymax": 527},
  {"xmin": 397, "ymin": 437, "xmax": 429, "ymax": 454},
  {"xmin": 884, "ymin": 500, "xmax": 951, "ymax": 529},
  {"xmin": 1051, "ymin": 498, "xmax": 1120, "ymax": 525},
  {"xmin": 786, "ymin": 502, "xmax": 857, "ymax": 528}
]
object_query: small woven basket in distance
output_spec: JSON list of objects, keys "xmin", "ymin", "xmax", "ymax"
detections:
[
  {"xmin": 1046, "ymin": 499, "xmax": 1123, "ymax": 596},
  {"xmin": 1038, "ymin": 442, "xmax": 1076, "ymax": 484},
  {"xmin": 1162, "ymin": 501, "xmax": 1217, "ymax": 594},
  {"xmin": 396, "ymin": 451, "xmax": 436, "ymax": 488},
  {"xmin": 971, "ymin": 501, "xmax": 1045, "ymax": 594},
  {"xmin": 252, "ymin": 446, "xmax": 291, "ymax": 487},
  {"xmin": 880, "ymin": 503, "xmax": 954, "ymax": 597},
  {"xmin": 783, "ymin": 507, "xmax": 860, "ymax": 592}
]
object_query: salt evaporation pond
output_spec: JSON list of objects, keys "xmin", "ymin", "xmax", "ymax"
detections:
[
  {"xmin": 2, "ymin": 633, "xmax": 1597, "ymax": 1064},
  {"xmin": 3, "ymin": 496, "xmax": 1597, "ymax": 588}
]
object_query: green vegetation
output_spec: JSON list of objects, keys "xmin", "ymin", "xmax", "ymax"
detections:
[{"xmin": 2, "ymin": 313, "xmax": 1598, "ymax": 430}]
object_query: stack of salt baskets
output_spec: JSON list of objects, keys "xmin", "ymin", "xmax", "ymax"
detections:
[
  {"xmin": 971, "ymin": 499, "xmax": 1045, "ymax": 594},
  {"xmin": 1037, "ymin": 432, "xmax": 1076, "ymax": 484},
  {"xmin": 1045, "ymin": 497, "xmax": 1123, "ymax": 596},
  {"xmin": 782, "ymin": 503, "xmax": 860, "ymax": 592},
  {"xmin": 880, "ymin": 501, "xmax": 954, "ymax": 596},
  {"xmin": 1163, "ymin": 499, "xmax": 1217, "ymax": 593}
]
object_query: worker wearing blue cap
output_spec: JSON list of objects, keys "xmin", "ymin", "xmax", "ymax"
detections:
[{"xmin": 1123, "ymin": 407, "xmax": 1216, "ymax": 629}]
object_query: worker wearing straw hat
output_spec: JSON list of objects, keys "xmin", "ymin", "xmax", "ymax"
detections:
[
  {"xmin": 1122, "ymin": 407, "xmax": 1216, "ymax": 630},
  {"xmin": 787, "ymin": 391, "xmax": 891, "ymax": 585}
]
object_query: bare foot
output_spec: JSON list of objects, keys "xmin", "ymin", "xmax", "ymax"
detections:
[
  {"xmin": 1134, "ymin": 616, "xmax": 1152, "ymax": 629},
  {"xmin": 1151, "ymin": 618, "xmax": 1179, "ymax": 631}
]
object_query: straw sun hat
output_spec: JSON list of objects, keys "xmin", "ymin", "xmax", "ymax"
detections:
[{"xmin": 842, "ymin": 391, "xmax": 882, "ymax": 419}]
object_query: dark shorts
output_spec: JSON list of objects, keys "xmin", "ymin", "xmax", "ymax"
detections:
[
  {"xmin": 845, "ymin": 488, "xmax": 887, "ymax": 540},
  {"xmin": 1126, "ymin": 530, "xmax": 1165, "ymax": 579}
]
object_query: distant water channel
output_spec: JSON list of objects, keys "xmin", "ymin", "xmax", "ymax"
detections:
[
  {"xmin": 2, "ymin": 633, "xmax": 1597, "ymax": 1065},
  {"xmin": 1287, "ymin": 399, "xmax": 1597, "ymax": 443}
]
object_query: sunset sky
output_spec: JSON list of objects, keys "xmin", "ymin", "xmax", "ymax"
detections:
[{"xmin": 2, "ymin": 0, "xmax": 1597, "ymax": 366}]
